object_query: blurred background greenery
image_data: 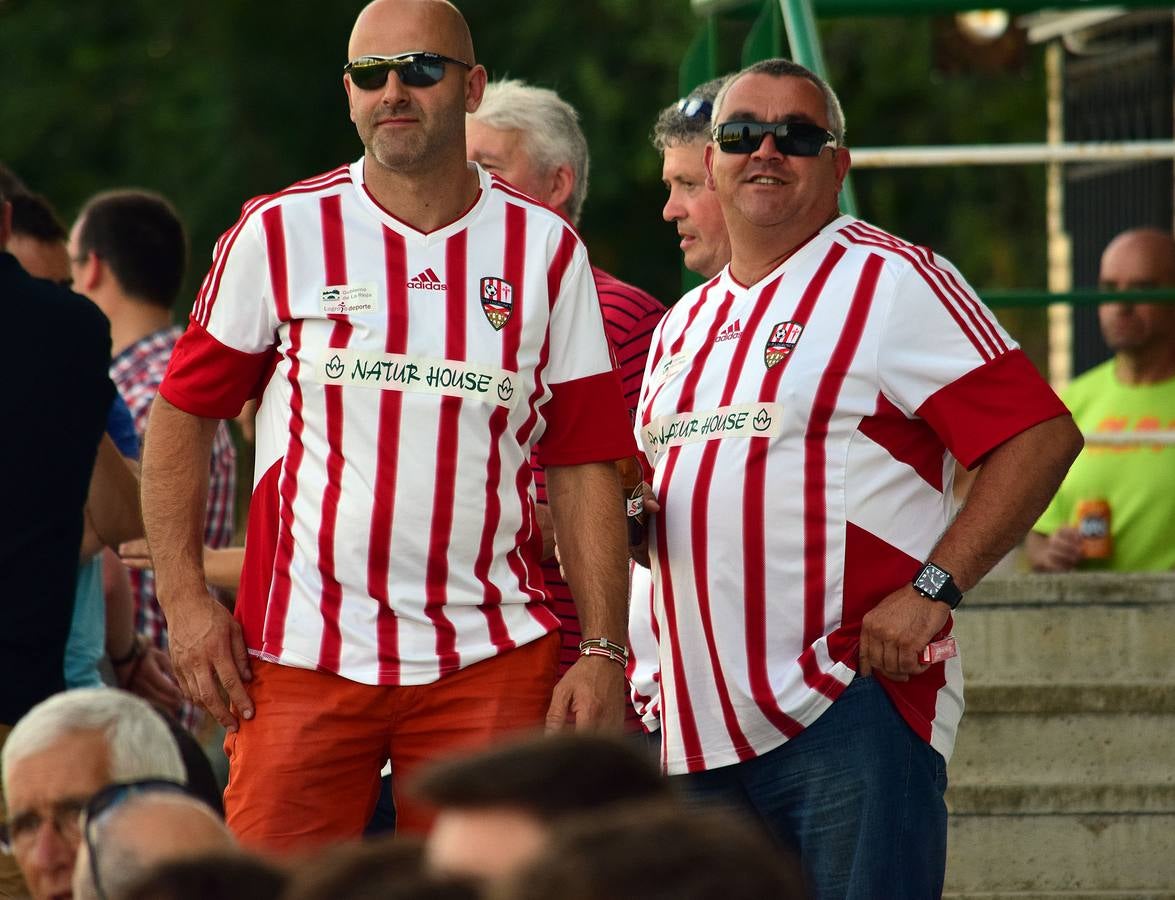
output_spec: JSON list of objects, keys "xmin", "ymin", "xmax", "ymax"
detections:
[{"xmin": 0, "ymin": 0, "xmax": 1046, "ymax": 333}]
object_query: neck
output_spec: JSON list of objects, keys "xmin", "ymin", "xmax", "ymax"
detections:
[
  {"xmin": 1114, "ymin": 345, "xmax": 1175, "ymax": 386},
  {"xmin": 107, "ymin": 297, "xmax": 173, "ymax": 357},
  {"xmin": 727, "ymin": 209, "xmax": 840, "ymax": 287},
  {"xmin": 363, "ymin": 153, "xmax": 480, "ymax": 233}
]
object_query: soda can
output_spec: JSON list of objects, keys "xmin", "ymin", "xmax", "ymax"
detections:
[{"xmin": 1075, "ymin": 498, "xmax": 1112, "ymax": 559}]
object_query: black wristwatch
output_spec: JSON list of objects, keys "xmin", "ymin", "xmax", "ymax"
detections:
[{"xmin": 912, "ymin": 562, "xmax": 963, "ymax": 609}]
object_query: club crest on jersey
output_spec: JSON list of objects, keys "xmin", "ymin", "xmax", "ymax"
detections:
[
  {"xmin": 764, "ymin": 320, "xmax": 804, "ymax": 370},
  {"xmin": 480, "ymin": 277, "xmax": 514, "ymax": 331}
]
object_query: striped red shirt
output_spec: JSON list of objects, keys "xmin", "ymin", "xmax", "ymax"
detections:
[
  {"xmin": 160, "ymin": 161, "xmax": 636, "ymax": 685},
  {"xmin": 636, "ymin": 216, "xmax": 1069, "ymax": 774}
]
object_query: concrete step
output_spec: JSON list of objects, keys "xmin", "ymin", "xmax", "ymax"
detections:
[
  {"xmin": 958, "ymin": 574, "xmax": 1175, "ymax": 685},
  {"xmin": 948, "ymin": 684, "xmax": 1175, "ymax": 787}
]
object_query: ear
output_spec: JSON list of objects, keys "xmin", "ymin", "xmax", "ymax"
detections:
[
  {"xmin": 76, "ymin": 250, "xmax": 103, "ymax": 295},
  {"xmin": 344, "ymin": 74, "xmax": 358, "ymax": 124},
  {"xmin": 465, "ymin": 64, "xmax": 487, "ymax": 113},
  {"xmin": 546, "ymin": 164, "xmax": 575, "ymax": 214},
  {"xmin": 0, "ymin": 200, "xmax": 10, "ymax": 249},
  {"xmin": 703, "ymin": 142, "xmax": 717, "ymax": 191},
  {"xmin": 833, "ymin": 147, "xmax": 852, "ymax": 191}
]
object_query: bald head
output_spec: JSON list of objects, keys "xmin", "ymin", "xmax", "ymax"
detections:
[
  {"xmin": 348, "ymin": 0, "xmax": 474, "ymax": 64},
  {"xmin": 74, "ymin": 795, "xmax": 234, "ymax": 900},
  {"xmin": 1099, "ymin": 228, "xmax": 1175, "ymax": 289}
]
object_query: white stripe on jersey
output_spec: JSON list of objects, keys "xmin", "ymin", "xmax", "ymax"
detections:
[{"xmin": 637, "ymin": 215, "xmax": 1026, "ymax": 774}]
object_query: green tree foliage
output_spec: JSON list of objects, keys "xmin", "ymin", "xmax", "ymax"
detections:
[{"xmin": 1, "ymin": 0, "xmax": 1047, "ymax": 328}]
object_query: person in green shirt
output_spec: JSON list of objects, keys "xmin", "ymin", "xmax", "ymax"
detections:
[{"xmin": 1029, "ymin": 228, "xmax": 1175, "ymax": 571}]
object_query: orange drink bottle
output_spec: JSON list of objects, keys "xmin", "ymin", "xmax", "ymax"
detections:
[{"xmin": 1075, "ymin": 498, "xmax": 1112, "ymax": 559}]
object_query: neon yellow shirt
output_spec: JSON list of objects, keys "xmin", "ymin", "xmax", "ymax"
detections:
[{"xmin": 1034, "ymin": 360, "xmax": 1175, "ymax": 570}]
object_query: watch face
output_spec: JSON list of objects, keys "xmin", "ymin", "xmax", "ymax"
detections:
[{"xmin": 916, "ymin": 565, "xmax": 947, "ymax": 595}]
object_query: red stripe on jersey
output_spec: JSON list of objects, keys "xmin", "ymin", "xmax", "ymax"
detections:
[
  {"xmin": 474, "ymin": 202, "xmax": 528, "ymax": 652},
  {"xmin": 644, "ymin": 274, "xmax": 719, "ymax": 396},
  {"xmin": 917, "ymin": 349, "xmax": 1069, "ymax": 469},
  {"xmin": 688, "ymin": 282, "xmax": 785, "ymax": 760},
  {"xmin": 858, "ymin": 392, "xmax": 946, "ymax": 492},
  {"xmin": 850, "ymin": 221, "xmax": 1007, "ymax": 357},
  {"xmin": 424, "ymin": 231, "xmax": 468, "ymax": 676},
  {"xmin": 195, "ymin": 171, "xmax": 350, "ymax": 325},
  {"xmin": 261, "ymin": 210, "xmax": 304, "ymax": 653},
  {"xmin": 369, "ymin": 229, "xmax": 409, "ymax": 681},
  {"xmin": 315, "ymin": 194, "xmax": 354, "ymax": 673},
  {"xmin": 839, "ymin": 224, "xmax": 995, "ymax": 362},
  {"xmin": 236, "ymin": 458, "xmax": 282, "ymax": 651},
  {"xmin": 743, "ymin": 244, "xmax": 847, "ymax": 736},
  {"xmin": 641, "ymin": 281, "xmax": 718, "ymax": 429},
  {"xmin": 802, "ymin": 253, "xmax": 884, "ymax": 649},
  {"xmin": 656, "ymin": 289, "xmax": 745, "ymax": 767},
  {"xmin": 546, "ymin": 228, "xmax": 580, "ymax": 311}
]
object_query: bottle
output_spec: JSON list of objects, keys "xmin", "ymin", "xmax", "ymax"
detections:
[{"xmin": 1075, "ymin": 498, "xmax": 1112, "ymax": 560}]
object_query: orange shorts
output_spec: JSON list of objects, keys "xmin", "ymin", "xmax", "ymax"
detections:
[{"xmin": 223, "ymin": 633, "xmax": 559, "ymax": 853}]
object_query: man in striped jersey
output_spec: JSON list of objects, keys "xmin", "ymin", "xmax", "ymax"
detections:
[
  {"xmin": 140, "ymin": 0, "xmax": 636, "ymax": 850},
  {"xmin": 466, "ymin": 80, "xmax": 665, "ymax": 715},
  {"xmin": 635, "ymin": 58, "xmax": 1082, "ymax": 897}
]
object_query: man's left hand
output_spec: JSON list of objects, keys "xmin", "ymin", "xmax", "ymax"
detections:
[
  {"xmin": 545, "ymin": 655, "xmax": 626, "ymax": 732},
  {"xmin": 858, "ymin": 586, "xmax": 950, "ymax": 682}
]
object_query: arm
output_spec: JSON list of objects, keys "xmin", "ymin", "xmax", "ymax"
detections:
[
  {"xmin": 1024, "ymin": 527, "xmax": 1083, "ymax": 572},
  {"xmin": 544, "ymin": 461, "xmax": 629, "ymax": 731},
  {"xmin": 141, "ymin": 395, "xmax": 253, "ymax": 730},
  {"xmin": 82, "ymin": 434, "xmax": 144, "ymax": 555},
  {"xmin": 860, "ymin": 414, "xmax": 1083, "ymax": 679},
  {"xmin": 119, "ymin": 540, "xmax": 246, "ymax": 594}
]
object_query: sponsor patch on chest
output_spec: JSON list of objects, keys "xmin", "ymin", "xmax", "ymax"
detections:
[
  {"xmin": 320, "ymin": 283, "xmax": 379, "ymax": 316},
  {"xmin": 641, "ymin": 402, "xmax": 782, "ymax": 456},
  {"xmin": 318, "ymin": 349, "xmax": 520, "ymax": 408}
]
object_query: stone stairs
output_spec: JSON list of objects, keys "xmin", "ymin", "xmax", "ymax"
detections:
[{"xmin": 943, "ymin": 573, "xmax": 1175, "ymax": 898}]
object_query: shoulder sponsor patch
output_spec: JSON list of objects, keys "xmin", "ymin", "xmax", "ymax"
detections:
[
  {"xmin": 318, "ymin": 349, "xmax": 519, "ymax": 408},
  {"xmin": 641, "ymin": 402, "xmax": 782, "ymax": 457},
  {"xmin": 648, "ymin": 352, "xmax": 689, "ymax": 391},
  {"xmin": 320, "ymin": 283, "xmax": 379, "ymax": 316}
]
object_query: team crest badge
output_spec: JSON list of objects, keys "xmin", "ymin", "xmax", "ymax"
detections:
[
  {"xmin": 480, "ymin": 277, "xmax": 514, "ymax": 331},
  {"xmin": 764, "ymin": 321, "xmax": 804, "ymax": 370}
]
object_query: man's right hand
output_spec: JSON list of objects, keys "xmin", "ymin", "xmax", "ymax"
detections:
[
  {"xmin": 1026, "ymin": 527, "xmax": 1083, "ymax": 572},
  {"xmin": 167, "ymin": 590, "xmax": 254, "ymax": 731},
  {"xmin": 629, "ymin": 482, "xmax": 661, "ymax": 569}
]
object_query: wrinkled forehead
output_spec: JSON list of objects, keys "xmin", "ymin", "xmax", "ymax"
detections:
[
  {"xmin": 348, "ymin": 0, "xmax": 473, "ymax": 62},
  {"xmin": 719, "ymin": 73, "xmax": 828, "ymax": 128}
]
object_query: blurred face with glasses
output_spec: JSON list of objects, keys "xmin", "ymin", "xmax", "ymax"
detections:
[
  {"xmin": 1, "ymin": 729, "xmax": 111, "ymax": 900},
  {"xmin": 344, "ymin": 0, "xmax": 486, "ymax": 177},
  {"xmin": 662, "ymin": 98, "xmax": 731, "ymax": 279},
  {"xmin": 704, "ymin": 73, "xmax": 850, "ymax": 266}
]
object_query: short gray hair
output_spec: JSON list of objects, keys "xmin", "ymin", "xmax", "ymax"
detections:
[
  {"xmin": 651, "ymin": 76, "xmax": 730, "ymax": 152},
  {"xmin": 469, "ymin": 79, "xmax": 590, "ymax": 224},
  {"xmin": 1, "ymin": 689, "xmax": 186, "ymax": 794},
  {"xmin": 712, "ymin": 58, "xmax": 846, "ymax": 146}
]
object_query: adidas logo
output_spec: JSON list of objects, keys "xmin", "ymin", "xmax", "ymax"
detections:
[
  {"xmin": 407, "ymin": 268, "xmax": 446, "ymax": 291},
  {"xmin": 715, "ymin": 320, "xmax": 742, "ymax": 343}
]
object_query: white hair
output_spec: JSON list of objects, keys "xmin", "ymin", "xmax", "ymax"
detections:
[
  {"xmin": 1, "ymin": 688, "xmax": 186, "ymax": 794},
  {"xmin": 469, "ymin": 78, "xmax": 590, "ymax": 224}
]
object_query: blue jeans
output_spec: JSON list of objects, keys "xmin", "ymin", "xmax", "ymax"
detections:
[{"xmin": 676, "ymin": 676, "xmax": 947, "ymax": 900}]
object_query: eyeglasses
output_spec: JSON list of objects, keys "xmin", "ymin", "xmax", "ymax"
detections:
[
  {"xmin": 676, "ymin": 97, "xmax": 713, "ymax": 120},
  {"xmin": 82, "ymin": 780, "xmax": 194, "ymax": 900},
  {"xmin": 713, "ymin": 120, "xmax": 837, "ymax": 156},
  {"xmin": 344, "ymin": 51, "xmax": 472, "ymax": 90},
  {"xmin": 0, "ymin": 796, "xmax": 88, "ymax": 855}
]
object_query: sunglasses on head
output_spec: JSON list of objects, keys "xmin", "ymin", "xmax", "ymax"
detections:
[
  {"xmin": 714, "ymin": 120, "xmax": 837, "ymax": 156},
  {"xmin": 676, "ymin": 97, "xmax": 713, "ymax": 120},
  {"xmin": 344, "ymin": 51, "xmax": 471, "ymax": 90}
]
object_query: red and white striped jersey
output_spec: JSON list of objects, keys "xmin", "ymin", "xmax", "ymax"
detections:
[
  {"xmin": 636, "ymin": 216, "xmax": 1068, "ymax": 774},
  {"xmin": 161, "ymin": 160, "xmax": 636, "ymax": 685}
]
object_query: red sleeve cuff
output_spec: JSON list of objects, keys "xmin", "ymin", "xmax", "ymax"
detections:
[
  {"xmin": 538, "ymin": 369, "xmax": 640, "ymax": 467},
  {"xmin": 159, "ymin": 318, "xmax": 275, "ymax": 419},
  {"xmin": 916, "ymin": 349, "xmax": 1071, "ymax": 469}
]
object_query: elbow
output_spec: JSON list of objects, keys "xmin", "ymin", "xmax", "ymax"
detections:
[{"xmin": 1061, "ymin": 415, "xmax": 1084, "ymax": 467}]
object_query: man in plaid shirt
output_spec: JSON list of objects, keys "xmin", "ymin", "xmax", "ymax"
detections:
[{"xmin": 70, "ymin": 190, "xmax": 237, "ymax": 729}]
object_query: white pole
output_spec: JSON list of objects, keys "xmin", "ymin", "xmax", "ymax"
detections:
[{"xmin": 850, "ymin": 140, "xmax": 1175, "ymax": 168}]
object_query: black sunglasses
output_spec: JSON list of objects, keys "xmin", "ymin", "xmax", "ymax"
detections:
[
  {"xmin": 82, "ymin": 780, "xmax": 196, "ymax": 900},
  {"xmin": 676, "ymin": 96, "xmax": 713, "ymax": 120},
  {"xmin": 345, "ymin": 51, "xmax": 471, "ymax": 90},
  {"xmin": 714, "ymin": 120, "xmax": 837, "ymax": 156}
]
